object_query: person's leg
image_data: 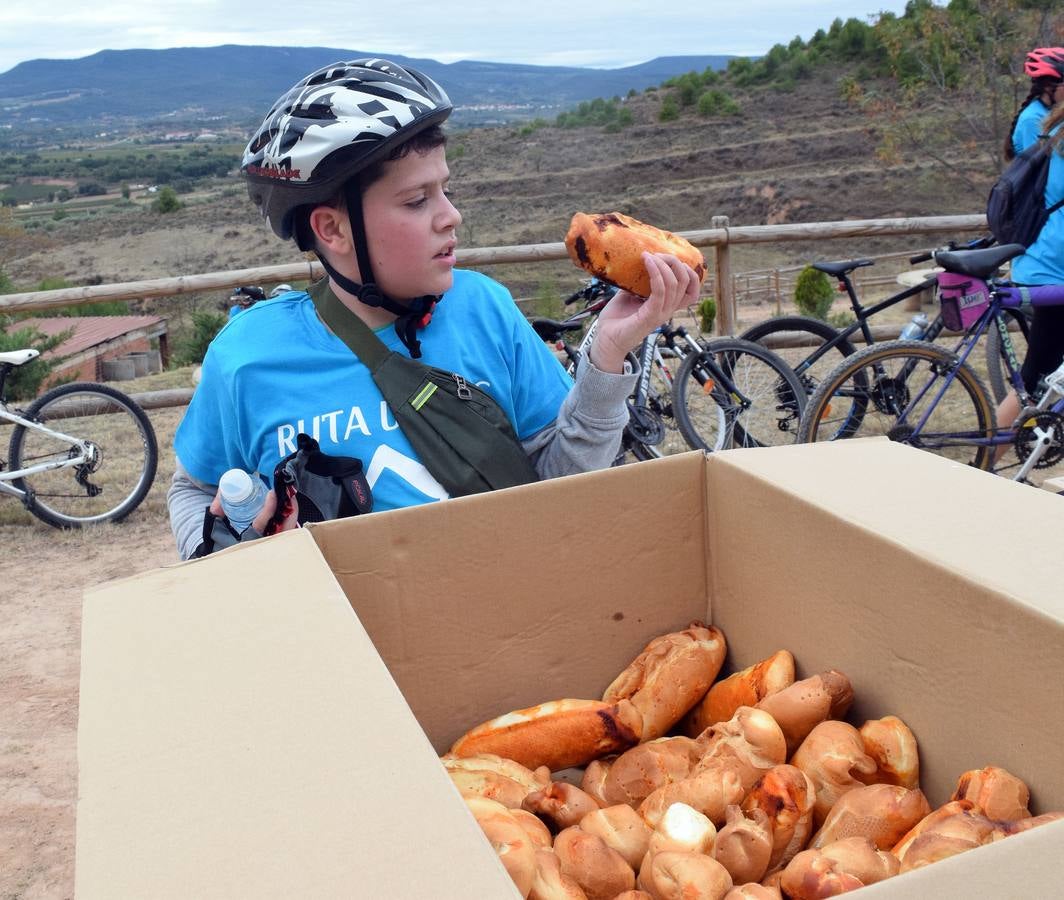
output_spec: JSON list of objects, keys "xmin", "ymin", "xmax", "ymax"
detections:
[{"xmin": 995, "ymin": 306, "xmax": 1064, "ymax": 463}]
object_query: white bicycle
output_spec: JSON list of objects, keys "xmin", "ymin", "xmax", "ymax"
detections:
[{"xmin": 0, "ymin": 349, "xmax": 158, "ymax": 528}]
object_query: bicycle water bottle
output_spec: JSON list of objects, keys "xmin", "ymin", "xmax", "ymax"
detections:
[
  {"xmin": 899, "ymin": 312, "xmax": 929, "ymax": 341},
  {"xmin": 218, "ymin": 468, "xmax": 268, "ymax": 533}
]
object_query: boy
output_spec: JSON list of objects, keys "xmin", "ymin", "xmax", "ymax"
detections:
[{"xmin": 168, "ymin": 59, "xmax": 700, "ymax": 559}]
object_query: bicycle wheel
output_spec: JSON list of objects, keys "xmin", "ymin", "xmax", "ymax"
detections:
[
  {"xmin": 8, "ymin": 382, "xmax": 159, "ymax": 528},
  {"xmin": 740, "ymin": 315, "xmax": 862, "ymax": 435},
  {"xmin": 799, "ymin": 340, "xmax": 995, "ymax": 470},
  {"xmin": 673, "ymin": 338, "xmax": 806, "ymax": 451},
  {"xmin": 985, "ymin": 308, "xmax": 1032, "ymax": 404}
]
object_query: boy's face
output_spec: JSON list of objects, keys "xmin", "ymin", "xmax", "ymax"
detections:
[{"xmin": 361, "ymin": 144, "xmax": 462, "ymax": 301}]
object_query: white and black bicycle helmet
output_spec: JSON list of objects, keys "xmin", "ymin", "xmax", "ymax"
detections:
[{"xmin": 241, "ymin": 59, "xmax": 453, "ymax": 355}]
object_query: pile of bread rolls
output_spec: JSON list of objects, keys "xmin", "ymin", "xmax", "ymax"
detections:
[{"xmin": 442, "ymin": 622, "xmax": 1062, "ymax": 899}]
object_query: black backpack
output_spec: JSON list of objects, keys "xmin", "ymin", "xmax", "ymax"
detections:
[{"xmin": 986, "ymin": 132, "xmax": 1064, "ymax": 248}]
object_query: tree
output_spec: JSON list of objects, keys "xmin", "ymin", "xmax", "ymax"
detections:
[
  {"xmin": 152, "ymin": 186, "xmax": 182, "ymax": 214},
  {"xmin": 869, "ymin": 1, "xmax": 1063, "ymax": 182}
]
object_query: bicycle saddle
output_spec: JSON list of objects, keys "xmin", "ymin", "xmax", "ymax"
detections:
[
  {"xmin": 812, "ymin": 259, "xmax": 874, "ymax": 277},
  {"xmin": 0, "ymin": 349, "xmax": 40, "ymax": 367},
  {"xmin": 528, "ymin": 317, "xmax": 584, "ymax": 341},
  {"xmin": 934, "ymin": 244, "xmax": 1025, "ymax": 280}
]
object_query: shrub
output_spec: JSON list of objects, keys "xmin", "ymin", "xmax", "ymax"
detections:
[
  {"xmin": 152, "ymin": 186, "xmax": 182, "ymax": 214},
  {"xmin": 793, "ymin": 266, "xmax": 835, "ymax": 320},
  {"xmin": 0, "ymin": 319, "xmax": 73, "ymax": 400},
  {"xmin": 172, "ymin": 309, "xmax": 227, "ymax": 366},
  {"xmin": 659, "ymin": 96, "xmax": 680, "ymax": 122},
  {"xmin": 697, "ymin": 296, "xmax": 717, "ymax": 334}
]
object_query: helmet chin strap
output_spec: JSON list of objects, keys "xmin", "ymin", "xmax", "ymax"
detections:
[{"xmin": 314, "ymin": 179, "xmax": 439, "ymax": 359}]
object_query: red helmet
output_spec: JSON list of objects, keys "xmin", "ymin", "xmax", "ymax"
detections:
[{"xmin": 1024, "ymin": 47, "xmax": 1064, "ymax": 81}]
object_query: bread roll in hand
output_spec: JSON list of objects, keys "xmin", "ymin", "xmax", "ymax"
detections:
[{"xmin": 565, "ymin": 212, "xmax": 707, "ymax": 298}]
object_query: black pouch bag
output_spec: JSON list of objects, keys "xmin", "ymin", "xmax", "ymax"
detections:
[
  {"xmin": 309, "ymin": 278, "xmax": 539, "ymax": 497},
  {"xmin": 192, "ymin": 434, "xmax": 371, "ymax": 557}
]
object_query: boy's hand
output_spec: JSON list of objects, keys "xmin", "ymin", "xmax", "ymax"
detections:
[{"xmin": 588, "ymin": 252, "xmax": 702, "ymax": 374}]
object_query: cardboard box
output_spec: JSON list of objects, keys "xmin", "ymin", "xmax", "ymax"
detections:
[{"xmin": 77, "ymin": 440, "xmax": 1064, "ymax": 898}]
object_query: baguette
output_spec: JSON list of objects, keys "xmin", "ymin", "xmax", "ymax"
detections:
[{"xmin": 450, "ymin": 698, "xmax": 643, "ymax": 772}]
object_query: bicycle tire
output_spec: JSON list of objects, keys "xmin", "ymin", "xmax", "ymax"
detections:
[
  {"xmin": 673, "ymin": 337, "xmax": 807, "ymax": 452},
  {"xmin": 740, "ymin": 315, "xmax": 863, "ymax": 435},
  {"xmin": 799, "ymin": 340, "xmax": 996, "ymax": 470},
  {"xmin": 8, "ymin": 382, "xmax": 159, "ymax": 528},
  {"xmin": 985, "ymin": 308, "xmax": 1033, "ymax": 404}
]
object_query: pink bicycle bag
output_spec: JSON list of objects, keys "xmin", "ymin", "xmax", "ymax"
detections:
[{"xmin": 938, "ymin": 271, "xmax": 990, "ymax": 332}]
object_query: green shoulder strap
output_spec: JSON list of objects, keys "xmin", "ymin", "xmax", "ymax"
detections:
[{"xmin": 308, "ymin": 278, "xmax": 539, "ymax": 497}]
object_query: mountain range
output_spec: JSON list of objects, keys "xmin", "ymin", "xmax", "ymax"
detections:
[{"xmin": 0, "ymin": 45, "xmax": 734, "ymax": 134}]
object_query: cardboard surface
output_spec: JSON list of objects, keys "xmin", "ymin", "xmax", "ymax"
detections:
[
  {"xmin": 76, "ymin": 529, "xmax": 517, "ymax": 899},
  {"xmin": 77, "ymin": 440, "xmax": 1064, "ymax": 897}
]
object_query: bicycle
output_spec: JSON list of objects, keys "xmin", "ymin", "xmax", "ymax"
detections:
[
  {"xmin": 0, "ymin": 349, "xmax": 159, "ymax": 527},
  {"xmin": 528, "ymin": 280, "xmax": 805, "ymax": 460},
  {"xmin": 739, "ymin": 239, "xmax": 1033, "ymax": 435},
  {"xmin": 796, "ymin": 242, "xmax": 1064, "ymax": 481}
]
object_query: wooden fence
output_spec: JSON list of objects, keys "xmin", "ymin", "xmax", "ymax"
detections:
[{"xmin": 2, "ymin": 213, "xmax": 987, "ymax": 409}]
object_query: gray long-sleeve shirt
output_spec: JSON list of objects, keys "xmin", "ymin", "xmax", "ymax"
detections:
[{"xmin": 167, "ymin": 359, "xmax": 636, "ymax": 560}]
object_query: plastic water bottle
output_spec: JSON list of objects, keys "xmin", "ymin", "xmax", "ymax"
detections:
[
  {"xmin": 218, "ymin": 469, "xmax": 268, "ymax": 533},
  {"xmin": 899, "ymin": 312, "xmax": 929, "ymax": 341}
]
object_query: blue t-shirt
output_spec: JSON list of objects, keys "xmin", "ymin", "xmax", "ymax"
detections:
[
  {"xmin": 175, "ymin": 269, "xmax": 573, "ymax": 511},
  {"xmin": 1012, "ymin": 124, "xmax": 1064, "ymax": 286},
  {"xmin": 1013, "ymin": 98, "xmax": 1052, "ymax": 155}
]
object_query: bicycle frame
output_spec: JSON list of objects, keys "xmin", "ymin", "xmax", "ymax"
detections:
[
  {"xmin": 0, "ymin": 403, "xmax": 96, "ymax": 498},
  {"xmin": 870, "ymin": 277, "xmax": 1064, "ymax": 473}
]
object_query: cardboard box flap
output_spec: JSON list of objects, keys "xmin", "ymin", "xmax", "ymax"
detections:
[
  {"xmin": 704, "ymin": 439, "xmax": 1064, "ymax": 811},
  {"xmin": 76, "ymin": 528, "xmax": 517, "ymax": 899},
  {"xmin": 309, "ymin": 452, "xmax": 711, "ymax": 752}
]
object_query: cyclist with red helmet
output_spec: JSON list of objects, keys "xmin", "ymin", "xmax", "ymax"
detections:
[
  {"xmin": 1005, "ymin": 47, "xmax": 1064, "ymax": 160},
  {"xmin": 167, "ymin": 59, "xmax": 700, "ymax": 558}
]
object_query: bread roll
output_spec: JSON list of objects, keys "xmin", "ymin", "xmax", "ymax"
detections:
[
  {"xmin": 524, "ymin": 782, "xmax": 603, "ymax": 832},
  {"xmin": 636, "ymin": 849, "xmax": 733, "ymax": 900},
  {"xmin": 740, "ymin": 765, "xmax": 817, "ymax": 873},
  {"xmin": 950, "ymin": 765, "xmax": 1031, "ymax": 821},
  {"xmin": 579, "ymin": 804, "xmax": 653, "ymax": 871},
  {"xmin": 779, "ymin": 836, "xmax": 899, "ymax": 898},
  {"xmin": 713, "ymin": 805, "xmax": 773, "ymax": 885},
  {"xmin": 684, "ymin": 651, "xmax": 795, "ymax": 737},
  {"xmin": 644, "ymin": 802, "xmax": 718, "ymax": 858},
  {"xmin": 755, "ymin": 671, "xmax": 853, "ymax": 756},
  {"xmin": 855, "ymin": 716, "xmax": 920, "ymax": 790},
  {"xmin": 450, "ymin": 698, "xmax": 643, "ymax": 772},
  {"xmin": 464, "ymin": 795, "xmax": 538, "ymax": 897},
  {"xmin": 530, "ymin": 848, "xmax": 590, "ymax": 900},
  {"xmin": 811, "ymin": 783, "xmax": 931, "ymax": 851},
  {"xmin": 723, "ymin": 885, "xmax": 780, "ymax": 900},
  {"xmin": 790, "ymin": 721, "xmax": 878, "ymax": 827},
  {"xmin": 603, "ymin": 622, "xmax": 727, "ymax": 741},
  {"xmin": 554, "ymin": 825, "xmax": 637, "ymax": 900},
  {"xmin": 443, "ymin": 752, "xmax": 552, "ymax": 808},
  {"xmin": 585, "ymin": 736, "xmax": 705, "ymax": 808},
  {"xmin": 565, "ymin": 212, "xmax": 707, "ymax": 298}
]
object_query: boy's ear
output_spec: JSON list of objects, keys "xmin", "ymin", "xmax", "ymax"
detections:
[{"xmin": 307, "ymin": 205, "xmax": 351, "ymax": 254}]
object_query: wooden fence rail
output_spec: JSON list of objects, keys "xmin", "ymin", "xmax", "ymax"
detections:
[
  {"xmin": 1, "ymin": 213, "xmax": 989, "ymax": 414},
  {"xmin": 1, "ymin": 214, "xmax": 987, "ymax": 338}
]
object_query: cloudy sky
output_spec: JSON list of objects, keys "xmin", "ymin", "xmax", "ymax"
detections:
[{"xmin": 0, "ymin": 2, "xmax": 917, "ymax": 75}]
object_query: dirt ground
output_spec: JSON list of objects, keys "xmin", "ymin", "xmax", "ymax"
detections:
[{"xmin": 0, "ymin": 395, "xmax": 183, "ymax": 899}]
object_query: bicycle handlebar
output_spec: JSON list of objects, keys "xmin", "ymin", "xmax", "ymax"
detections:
[{"xmin": 909, "ymin": 235, "xmax": 995, "ymax": 266}]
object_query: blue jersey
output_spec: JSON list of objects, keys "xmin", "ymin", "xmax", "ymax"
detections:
[
  {"xmin": 1012, "ymin": 124, "xmax": 1064, "ymax": 286},
  {"xmin": 1013, "ymin": 98, "xmax": 1052, "ymax": 155},
  {"xmin": 175, "ymin": 269, "xmax": 572, "ymax": 511}
]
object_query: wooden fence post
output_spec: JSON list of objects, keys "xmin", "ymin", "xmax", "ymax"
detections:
[{"xmin": 711, "ymin": 215, "xmax": 735, "ymax": 335}]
